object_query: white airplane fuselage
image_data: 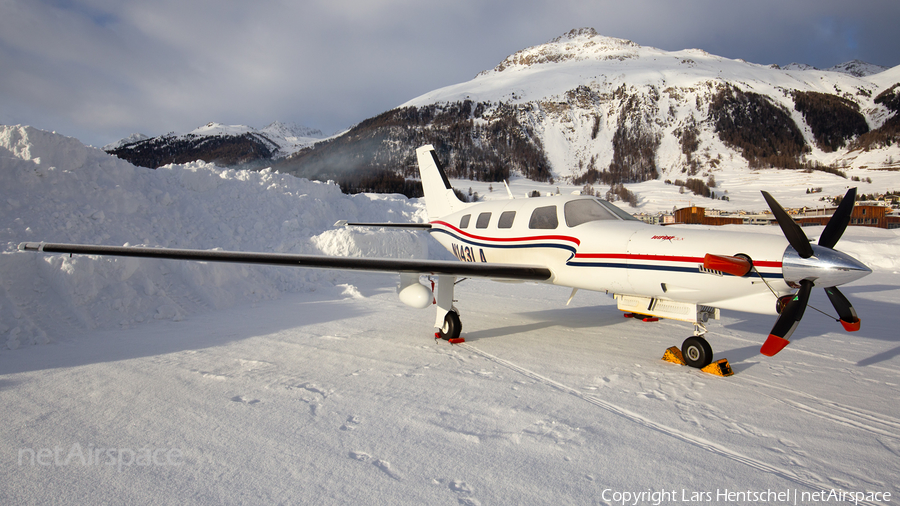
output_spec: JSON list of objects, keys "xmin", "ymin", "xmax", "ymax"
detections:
[{"xmin": 429, "ymin": 194, "xmax": 791, "ymax": 316}]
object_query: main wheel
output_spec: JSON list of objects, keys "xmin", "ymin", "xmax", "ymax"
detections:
[
  {"xmin": 438, "ymin": 311, "xmax": 462, "ymax": 341},
  {"xmin": 682, "ymin": 336, "xmax": 713, "ymax": 369}
]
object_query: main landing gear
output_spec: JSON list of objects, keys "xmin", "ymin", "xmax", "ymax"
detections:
[
  {"xmin": 433, "ymin": 275, "xmax": 465, "ymax": 344},
  {"xmin": 437, "ymin": 311, "xmax": 462, "ymax": 341}
]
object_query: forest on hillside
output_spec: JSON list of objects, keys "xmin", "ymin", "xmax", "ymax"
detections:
[{"xmin": 107, "ymin": 133, "xmax": 275, "ymax": 169}]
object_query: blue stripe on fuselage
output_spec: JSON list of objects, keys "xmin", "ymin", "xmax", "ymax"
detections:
[{"xmin": 430, "ymin": 228, "xmax": 578, "ymax": 255}]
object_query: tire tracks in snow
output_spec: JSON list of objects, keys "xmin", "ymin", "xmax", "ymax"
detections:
[
  {"xmin": 459, "ymin": 342, "xmax": 883, "ymax": 505},
  {"xmin": 741, "ymin": 377, "xmax": 900, "ymax": 441}
]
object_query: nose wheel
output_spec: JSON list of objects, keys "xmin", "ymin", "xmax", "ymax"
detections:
[{"xmin": 681, "ymin": 336, "xmax": 713, "ymax": 369}]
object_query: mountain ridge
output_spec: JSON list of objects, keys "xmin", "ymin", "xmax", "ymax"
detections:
[
  {"xmin": 106, "ymin": 29, "xmax": 899, "ymax": 198},
  {"xmin": 105, "ymin": 121, "xmax": 325, "ymax": 169},
  {"xmin": 271, "ymin": 28, "xmax": 898, "ymax": 195}
]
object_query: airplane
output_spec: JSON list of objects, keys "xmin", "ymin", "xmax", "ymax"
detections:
[{"xmin": 18, "ymin": 144, "xmax": 872, "ymax": 370}]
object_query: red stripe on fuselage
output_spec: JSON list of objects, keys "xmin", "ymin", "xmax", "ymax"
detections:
[
  {"xmin": 430, "ymin": 221, "xmax": 581, "ymax": 246},
  {"xmin": 430, "ymin": 221, "xmax": 782, "ymax": 268},
  {"xmin": 573, "ymin": 252, "xmax": 781, "ymax": 268}
]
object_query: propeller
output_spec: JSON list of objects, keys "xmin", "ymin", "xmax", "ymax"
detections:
[{"xmin": 759, "ymin": 188, "xmax": 869, "ymax": 356}]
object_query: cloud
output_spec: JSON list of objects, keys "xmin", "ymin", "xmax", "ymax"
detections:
[{"xmin": 2, "ymin": 0, "xmax": 899, "ymax": 147}]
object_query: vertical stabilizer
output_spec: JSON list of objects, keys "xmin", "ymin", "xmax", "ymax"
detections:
[{"xmin": 416, "ymin": 145, "xmax": 465, "ymax": 219}]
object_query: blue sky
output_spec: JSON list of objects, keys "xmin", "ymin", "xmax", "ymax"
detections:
[{"xmin": 2, "ymin": 0, "xmax": 898, "ymax": 147}]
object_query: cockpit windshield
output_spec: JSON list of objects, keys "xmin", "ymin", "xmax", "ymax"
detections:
[
  {"xmin": 564, "ymin": 198, "xmax": 638, "ymax": 227},
  {"xmin": 597, "ymin": 199, "xmax": 639, "ymax": 221}
]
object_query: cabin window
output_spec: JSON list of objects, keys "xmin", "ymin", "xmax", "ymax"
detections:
[
  {"xmin": 476, "ymin": 212, "xmax": 492, "ymax": 229},
  {"xmin": 529, "ymin": 205, "xmax": 558, "ymax": 229},
  {"xmin": 565, "ymin": 199, "xmax": 615, "ymax": 227},
  {"xmin": 459, "ymin": 214, "xmax": 471, "ymax": 229},
  {"xmin": 498, "ymin": 211, "xmax": 516, "ymax": 229}
]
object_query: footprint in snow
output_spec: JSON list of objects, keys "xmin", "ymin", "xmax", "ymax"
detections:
[
  {"xmin": 348, "ymin": 451, "xmax": 402, "ymax": 480},
  {"xmin": 230, "ymin": 395, "xmax": 260, "ymax": 405},
  {"xmin": 340, "ymin": 415, "xmax": 361, "ymax": 431},
  {"xmin": 432, "ymin": 478, "xmax": 480, "ymax": 506},
  {"xmin": 449, "ymin": 479, "xmax": 473, "ymax": 494}
]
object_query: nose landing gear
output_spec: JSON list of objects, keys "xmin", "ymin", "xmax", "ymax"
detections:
[{"xmin": 681, "ymin": 335, "xmax": 713, "ymax": 369}]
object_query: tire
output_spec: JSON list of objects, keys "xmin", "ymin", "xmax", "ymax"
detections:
[
  {"xmin": 682, "ymin": 336, "xmax": 713, "ymax": 369},
  {"xmin": 438, "ymin": 311, "xmax": 462, "ymax": 341}
]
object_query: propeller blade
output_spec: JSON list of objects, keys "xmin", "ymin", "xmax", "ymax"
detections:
[
  {"xmin": 818, "ymin": 188, "xmax": 857, "ymax": 249},
  {"xmin": 824, "ymin": 286, "xmax": 861, "ymax": 332},
  {"xmin": 761, "ymin": 191, "xmax": 814, "ymax": 259},
  {"xmin": 703, "ymin": 254, "xmax": 752, "ymax": 277},
  {"xmin": 761, "ymin": 279, "xmax": 813, "ymax": 356}
]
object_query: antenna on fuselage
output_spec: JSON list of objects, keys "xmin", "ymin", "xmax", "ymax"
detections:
[{"xmin": 503, "ymin": 180, "xmax": 514, "ymax": 199}]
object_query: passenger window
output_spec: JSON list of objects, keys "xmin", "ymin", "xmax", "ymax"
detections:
[
  {"xmin": 459, "ymin": 214, "xmax": 471, "ymax": 229},
  {"xmin": 529, "ymin": 206, "xmax": 558, "ymax": 229},
  {"xmin": 498, "ymin": 211, "xmax": 516, "ymax": 229},
  {"xmin": 565, "ymin": 199, "xmax": 615, "ymax": 227},
  {"xmin": 476, "ymin": 212, "xmax": 492, "ymax": 229}
]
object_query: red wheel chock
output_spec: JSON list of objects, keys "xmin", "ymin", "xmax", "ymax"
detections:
[
  {"xmin": 434, "ymin": 332, "xmax": 465, "ymax": 344},
  {"xmin": 624, "ymin": 313, "xmax": 659, "ymax": 322}
]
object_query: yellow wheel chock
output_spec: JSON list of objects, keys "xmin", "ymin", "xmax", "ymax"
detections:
[{"xmin": 662, "ymin": 346, "xmax": 734, "ymax": 377}]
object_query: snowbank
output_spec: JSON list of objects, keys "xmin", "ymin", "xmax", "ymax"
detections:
[{"xmin": 0, "ymin": 125, "xmax": 432, "ymax": 347}]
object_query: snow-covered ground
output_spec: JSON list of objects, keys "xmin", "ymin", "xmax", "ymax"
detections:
[{"xmin": 2, "ymin": 125, "xmax": 900, "ymax": 504}]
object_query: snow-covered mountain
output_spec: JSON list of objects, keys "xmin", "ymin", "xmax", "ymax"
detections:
[
  {"xmin": 781, "ymin": 59, "xmax": 888, "ymax": 77},
  {"xmin": 102, "ymin": 132, "xmax": 150, "ymax": 151},
  {"xmin": 106, "ymin": 121, "xmax": 325, "ymax": 169},
  {"xmin": 825, "ymin": 59, "xmax": 889, "ymax": 77},
  {"xmin": 279, "ymin": 28, "xmax": 899, "ymax": 197}
]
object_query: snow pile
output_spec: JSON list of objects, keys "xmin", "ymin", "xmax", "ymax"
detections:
[{"xmin": 0, "ymin": 125, "xmax": 431, "ymax": 347}]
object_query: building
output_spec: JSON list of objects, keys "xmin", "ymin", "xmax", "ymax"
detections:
[
  {"xmin": 673, "ymin": 206, "xmax": 744, "ymax": 226},
  {"xmin": 794, "ymin": 202, "xmax": 900, "ymax": 229},
  {"xmin": 673, "ymin": 203, "xmax": 900, "ymax": 229}
]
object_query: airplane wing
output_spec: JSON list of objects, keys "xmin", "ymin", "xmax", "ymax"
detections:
[{"xmin": 17, "ymin": 242, "xmax": 552, "ymax": 281}]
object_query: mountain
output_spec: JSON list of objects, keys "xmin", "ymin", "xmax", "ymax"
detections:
[
  {"xmin": 102, "ymin": 132, "xmax": 150, "ymax": 151},
  {"xmin": 781, "ymin": 60, "xmax": 889, "ymax": 77},
  {"xmin": 106, "ymin": 121, "xmax": 324, "ymax": 169},
  {"xmin": 825, "ymin": 59, "xmax": 889, "ymax": 77},
  {"xmin": 274, "ymin": 28, "xmax": 900, "ymax": 196}
]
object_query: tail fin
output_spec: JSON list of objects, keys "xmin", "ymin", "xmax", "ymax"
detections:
[{"xmin": 416, "ymin": 145, "xmax": 465, "ymax": 219}]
